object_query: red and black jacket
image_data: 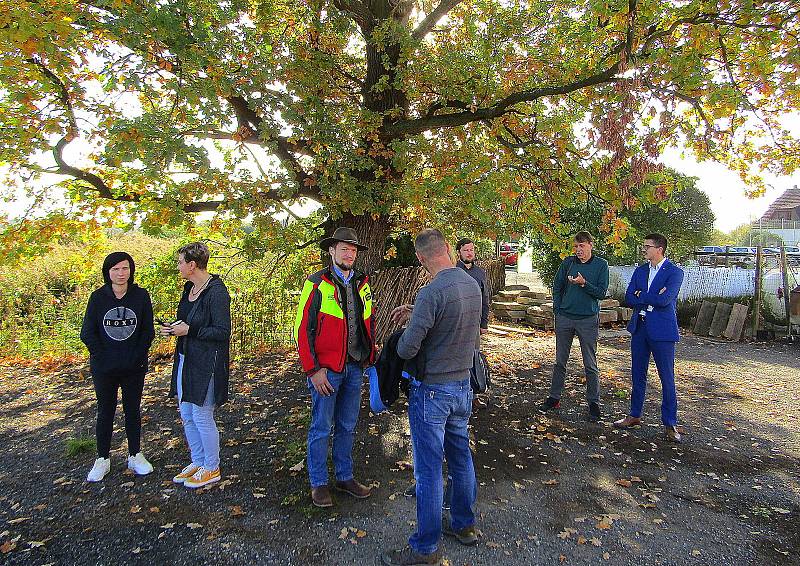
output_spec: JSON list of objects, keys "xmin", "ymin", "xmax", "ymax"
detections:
[{"xmin": 294, "ymin": 267, "xmax": 376, "ymax": 375}]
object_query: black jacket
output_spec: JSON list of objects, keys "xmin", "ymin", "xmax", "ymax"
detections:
[
  {"xmin": 169, "ymin": 276, "xmax": 231, "ymax": 406},
  {"xmin": 457, "ymin": 260, "xmax": 489, "ymax": 329},
  {"xmin": 374, "ymin": 329, "xmax": 423, "ymax": 409},
  {"xmin": 80, "ymin": 283, "xmax": 154, "ymax": 377}
]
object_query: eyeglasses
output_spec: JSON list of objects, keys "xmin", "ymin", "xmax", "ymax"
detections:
[{"xmin": 640, "ymin": 244, "xmax": 660, "ymax": 251}]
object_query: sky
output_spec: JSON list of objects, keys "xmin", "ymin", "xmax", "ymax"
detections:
[{"xmin": 660, "ymin": 147, "xmax": 800, "ymax": 233}]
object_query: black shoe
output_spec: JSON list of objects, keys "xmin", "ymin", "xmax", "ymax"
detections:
[
  {"xmin": 588, "ymin": 402, "xmax": 601, "ymax": 422},
  {"xmin": 403, "ymin": 482, "xmax": 416, "ymax": 497},
  {"xmin": 540, "ymin": 397, "xmax": 560, "ymax": 411}
]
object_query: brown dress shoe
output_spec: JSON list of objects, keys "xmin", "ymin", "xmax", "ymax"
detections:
[
  {"xmin": 665, "ymin": 426, "xmax": 682, "ymax": 443},
  {"xmin": 334, "ymin": 478, "xmax": 371, "ymax": 499},
  {"xmin": 311, "ymin": 485, "xmax": 333, "ymax": 508},
  {"xmin": 612, "ymin": 416, "xmax": 642, "ymax": 429}
]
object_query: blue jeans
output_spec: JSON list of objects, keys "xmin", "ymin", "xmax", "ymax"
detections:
[
  {"xmin": 408, "ymin": 378, "xmax": 476, "ymax": 555},
  {"xmin": 177, "ymin": 354, "xmax": 220, "ymax": 470},
  {"xmin": 306, "ymin": 363, "xmax": 364, "ymax": 488}
]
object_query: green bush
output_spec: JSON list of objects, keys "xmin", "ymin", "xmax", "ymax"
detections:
[{"xmin": 0, "ymin": 230, "xmax": 310, "ymax": 360}]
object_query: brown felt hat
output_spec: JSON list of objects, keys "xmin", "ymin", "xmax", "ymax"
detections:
[{"xmin": 319, "ymin": 227, "xmax": 369, "ymax": 251}]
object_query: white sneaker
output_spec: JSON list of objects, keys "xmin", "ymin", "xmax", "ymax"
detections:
[
  {"xmin": 87, "ymin": 457, "xmax": 111, "ymax": 482},
  {"xmin": 127, "ymin": 452, "xmax": 154, "ymax": 476}
]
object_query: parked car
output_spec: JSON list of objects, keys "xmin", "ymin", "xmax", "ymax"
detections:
[
  {"xmin": 500, "ymin": 242, "xmax": 518, "ymax": 267},
  {"xmin": 698, "ymin": 246, "xmax": 725, "ymax": 254}
]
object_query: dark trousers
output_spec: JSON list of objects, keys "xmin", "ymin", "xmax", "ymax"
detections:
[
  {"xmin": 550, "ymin": 313, "xmax": 600, "ymax": 403},
  {"xmin": 93, "ymin": 372, "xmax": 145, "ymax": 458}
]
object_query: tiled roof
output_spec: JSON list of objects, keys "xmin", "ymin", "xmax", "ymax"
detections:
[{"xmin": 760, "ymin": 186, "xmax": 800, "ymax": 220}]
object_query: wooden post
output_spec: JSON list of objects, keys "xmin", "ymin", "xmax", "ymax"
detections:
[
  {"xmin": 780, "ymin": 245, "xmax": 792, "ymax": 337},
  {"xmin": 752, "ymin": 245, "xmax": 763, "ymax": 337}
]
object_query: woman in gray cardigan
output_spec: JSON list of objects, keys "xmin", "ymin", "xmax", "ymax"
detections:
[{"xmin": 160, "ymin": 242, "xmax": 231, "ymax": 489}]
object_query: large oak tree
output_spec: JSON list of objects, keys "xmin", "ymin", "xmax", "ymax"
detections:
[{"xmin": 2, "ymin": 0, "xmax": 799, "ymax": 270}]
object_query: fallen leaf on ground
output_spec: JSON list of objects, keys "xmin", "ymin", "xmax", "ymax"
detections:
[
  {"xmin": 186, "ymin": 523, "xmax": 203, "ymax": 529},
  {"xmin": 1, "ymin": 540, "xmax": 16, "ymax": 554}
]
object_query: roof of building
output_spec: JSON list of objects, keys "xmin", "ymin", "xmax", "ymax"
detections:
[{"xmin": 760, "ymin": 186, "xmax": 800, "ymax": 220}]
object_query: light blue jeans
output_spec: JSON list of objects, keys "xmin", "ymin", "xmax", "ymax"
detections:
[{"xmin": 177, "ymin": 354, "xmax": 220, "ymax": 470}]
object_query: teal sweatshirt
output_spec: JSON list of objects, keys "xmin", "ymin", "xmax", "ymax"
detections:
[{"xmin": 552, "ymin": 255, "xmax": 609, "ymax": 319}]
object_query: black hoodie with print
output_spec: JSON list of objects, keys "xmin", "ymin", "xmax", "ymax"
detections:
[{"xmin": 80, "ymin": 252, "xmax": 155, "ymax": 377}]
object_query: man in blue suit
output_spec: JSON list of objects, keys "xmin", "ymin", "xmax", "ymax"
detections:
[{"xmin": 613, "ymin": 233, "xmax": 685, "ymax": 442}]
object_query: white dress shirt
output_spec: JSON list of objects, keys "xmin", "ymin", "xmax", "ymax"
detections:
[{"xmin": 640, "ymin": 258, "xmax": 666, "ymax": 316}]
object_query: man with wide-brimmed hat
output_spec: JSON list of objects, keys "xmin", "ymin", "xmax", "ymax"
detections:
[{"xmin": 294, "ymin": 227, "xmax": 377, "ymax": 508}]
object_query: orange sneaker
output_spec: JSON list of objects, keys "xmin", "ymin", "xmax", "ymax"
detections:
[
  {"xmin": 173, "ymin": 463, "xmax": 200, "ymax": 484},
  {"xmin": 183, "ymin": 467, "xmax": 221, "ymax": 489}
]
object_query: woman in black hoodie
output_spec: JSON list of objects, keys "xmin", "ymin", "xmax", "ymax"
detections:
[{"xmin": 80, "ymin": 251, "xmax": 155, "ymax": 482}]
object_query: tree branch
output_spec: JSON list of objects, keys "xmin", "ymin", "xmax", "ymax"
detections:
[
  {"xmin": 411, "ymin": 0, "xmax": 463, "ymax": 41},
  {"xmin": 386, "ymin": 62, "xmax": 621, "ymax": 137}
]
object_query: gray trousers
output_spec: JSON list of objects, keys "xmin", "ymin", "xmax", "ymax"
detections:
[{"xmin": 550, "ymin": 313, "xmax": 600, "ymax": 404}]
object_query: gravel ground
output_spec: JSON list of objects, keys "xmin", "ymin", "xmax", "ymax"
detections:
[{"xmin": 1, "ymin": 330, "xmax": 798, "ymax": 566}]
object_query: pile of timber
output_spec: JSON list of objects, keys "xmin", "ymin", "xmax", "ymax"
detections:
[
  {"xmin": 492, "ymin": 288, "xmax": 633, "ymax": 330},
  {"xmin": 692, "ymin": 300, "xmax": 749, "ymax": 341}
]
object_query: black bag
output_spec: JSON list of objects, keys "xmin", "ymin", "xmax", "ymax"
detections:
[{"xmin": 470, "ymin": 349, "xmax": 491, "ymax": 393}]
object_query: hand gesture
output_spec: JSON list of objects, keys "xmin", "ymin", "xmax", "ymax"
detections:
[
  {"xmin": 170, "ymin": 321, "xmax": 190, "ymax": 337},
  {"xmin": 390, "ymin": 303, "xmax": 413, "ymax": 325},
  {"xmin": 567, "ymin": 272, "xmax": 586, "ymax": 286}
]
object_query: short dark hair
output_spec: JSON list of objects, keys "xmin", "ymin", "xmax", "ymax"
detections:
[
  {"xmin": 574, "ymin": 231, "xmax": 594, "ymax": 244},
  {"xmin": 644, "ymin": 233, "xmax": 668, "ymax": 253},
  {"xmin": 455, "ymin": 238, "xmax": 474, "ymax": 251},
  {"xmin": 414, "ymin": 229, "xmax": 448, "ymax": 256},
  {"xmin": 178, "ymin": 241, "xmax": 210, "ymax": 269}
]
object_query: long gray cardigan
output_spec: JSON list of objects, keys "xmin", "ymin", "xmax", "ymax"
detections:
[{"xmin": 169, "ymin": 276, "xmax": 231, "ymax": 406}]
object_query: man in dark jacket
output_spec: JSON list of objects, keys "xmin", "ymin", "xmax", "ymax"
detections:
[
  {"xmin": 455, "ymin": 238, "xmax": 489, "ymax": 334},
  {"xmin": 294, "ymin": 227, "xmax": 377, "ymax": 508}
]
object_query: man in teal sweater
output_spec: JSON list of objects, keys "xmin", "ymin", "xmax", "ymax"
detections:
[{"xmin": 541, "ymin": 231, "xmax": 609, "ymax": 422}]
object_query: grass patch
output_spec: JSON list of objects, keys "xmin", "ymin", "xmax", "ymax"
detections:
[
  {"xmin": 287, "ymin": 406, "xmax": 311, "ymax": 428},
  {"xmin": 613, "ymin": 389, "xmax": 629, "ymax": 399},
  {"xmin": 282, "ymin": 440, "xmax": 306, "ymax": 463},
  {"xmin": 65, "ymin": 435, "xmax": 96, "ymax": 457}
]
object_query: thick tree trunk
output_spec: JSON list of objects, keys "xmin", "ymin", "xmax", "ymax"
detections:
[{"xmin": 322, "ymin": 211, "xmax": 392, "ymax": 274}]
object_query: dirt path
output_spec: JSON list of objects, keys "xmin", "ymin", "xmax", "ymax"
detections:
[{"xmin": 1, "ymin": 332, "xmax": 798, "ymax": 565}]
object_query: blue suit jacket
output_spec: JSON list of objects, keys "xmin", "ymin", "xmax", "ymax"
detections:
[{"xmin": 625, "ymin": 259, "xmax": 684, "ymax": 342}]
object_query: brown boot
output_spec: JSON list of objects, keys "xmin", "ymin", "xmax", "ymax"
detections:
[
  {"xmin": 311, "ymin": 485, "xmax": 333, "ymax": 508},
  {"xmin": 612, "ymin": 415, "xmax": 642, "ymax": 429},
  {"xmin": 665, "ymin": 426, "xmax": 682, "ymax": 443},
  {"xmin": 334, "ymin": 478, "xmax": 371, "ymax": 499},
  {"xmin": 381, "ymin": 546, "xmax": 441, "ymax": 565}
]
